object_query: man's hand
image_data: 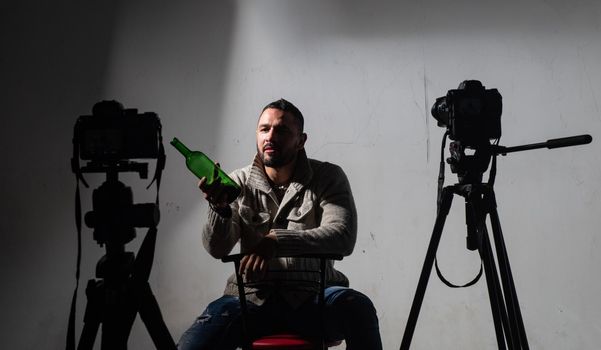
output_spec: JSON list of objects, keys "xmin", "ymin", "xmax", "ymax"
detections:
[
  {"xmin": 239, "ymin": 231, "xmax": 278, "ymax": 280},
  {"xmin": 198, "ymin": 163, "xmax": 229, "ymax": 208}
]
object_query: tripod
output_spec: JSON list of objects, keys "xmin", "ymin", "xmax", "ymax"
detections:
[
  {"xmin": 401, "ymin": 182, "xmax": 528, "ymax": 349},
  {"xmin": 400, "ymin": 134, "xmax": 592, "ymax": 350},
  {"xmin": 69, "ymin": 100, "xmax": 174, "ymax": 350},
  {"xmin": 73, "ymin": 169, "xmax": 176, "ymax": 350},
  {"xmin": 77, "ymin": 226, "xmax": 176, "ymax": 350}
]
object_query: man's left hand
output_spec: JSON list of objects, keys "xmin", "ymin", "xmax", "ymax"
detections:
[{"xmin": 239, "ymin": 231, "xmax": 278, "ymax": 280}]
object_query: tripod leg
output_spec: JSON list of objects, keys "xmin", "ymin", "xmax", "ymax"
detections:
[
  {"xmin": 400, "ymin": 187, "xmax": 454, "ymax": 350},
  {"xmin": 77, "ymin": 280, "xmax": 102, "ymax": 350},
  {"xmin": 468, "ymin": 197, "xmax": 511, "ymax": 346},
  {"xmin": 77, "ymin": 279, "xmax": 135, "ymax": 350},
  {"xmin": 488, "ymin": 202, "xmax": 529, "ymax": 349},
  {"xmin": 479, "ymin": 229, "xmax": 512, "ymax": 349},
  {"xmin": 100, "ymin": 286, "xmax": 135, "ymax": 350},
  {"xmin": 137, "ymin": 282, "xmax": 177, "ymax": 350},
  {"xmin": 465, "ymin": 195, "xmax": 511, "ymax": 350}
]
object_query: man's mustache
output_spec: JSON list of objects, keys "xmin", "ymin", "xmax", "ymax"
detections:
[{"xmin": 263, "ymin": 142, "xmax": 278, "ymax": 151}]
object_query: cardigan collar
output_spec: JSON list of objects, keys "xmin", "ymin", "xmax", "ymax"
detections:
[{"xmin": 247, "ymin": 149, "xmax": 313, "ymax": 196}]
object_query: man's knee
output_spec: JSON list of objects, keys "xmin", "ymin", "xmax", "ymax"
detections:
[
  {"xmin": 330, "ymin": 289, "xmax": 378, "ymax": 318},
  {"xmin": 177, "ymin": 296, "xmax": 243, "ymax": 350},
  {"xmin": 326, "ymin": 288, "xmax": 382, "ymax": 348}
]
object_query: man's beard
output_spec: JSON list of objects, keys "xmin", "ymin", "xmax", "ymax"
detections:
[{"xmin": 258, "ymin": 144, "xmax": 297, "ymax": 168}]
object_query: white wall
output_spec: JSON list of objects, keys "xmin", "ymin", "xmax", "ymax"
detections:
[{"xmin": 2, "ymin": 0, "xmax": 600, "ymax": 349}]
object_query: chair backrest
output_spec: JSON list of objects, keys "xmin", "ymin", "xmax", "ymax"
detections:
[{"xmin": 221, "ymin": 253, "xmax": 343, "ymax": 350}]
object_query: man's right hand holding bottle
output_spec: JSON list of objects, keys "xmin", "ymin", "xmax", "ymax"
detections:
[{"xmin": 198, "ymin": 163, "xmax": 230, "ymax": 211}]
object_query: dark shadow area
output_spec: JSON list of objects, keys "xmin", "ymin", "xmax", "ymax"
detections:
[
  {"xmin": 0, "ymin": 0, "xmax": 122, "ymax": 347},
  {"xmin": 0, "ymin": 0, "xmax": 237, "ymax": 348},
  {"xmin": 0, "ymin": 1, "xmax": 121, "ymax": 228}
]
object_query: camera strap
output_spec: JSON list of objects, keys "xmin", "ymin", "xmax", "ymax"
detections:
[
  {"xmin": 66, "ymin": 134, "xmax": 87, "ymax": 350},
  {"xmin": 435, "ymin": 257, "xmax": 483, "ymax": 288},
  {"xmin": 146, "ymin": 126, "xmax": 166, "ymax": 203},
  {"xmin": 436, "ymin": 132, "xmax": 449, "ymax": 214},
  {"xmin": 434, "ymin": 131, "xmax": 483, "ymax": 288},
  {"xmin": 66, "ymin": 180, "xmax": 83, "ymax": 350}
]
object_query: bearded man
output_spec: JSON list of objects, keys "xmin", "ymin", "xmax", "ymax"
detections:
[{"xmin": 178, "ymin": 99, "xmax": 382, "ymax": 350}]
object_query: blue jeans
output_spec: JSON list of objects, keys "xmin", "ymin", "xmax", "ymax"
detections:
[{"xmin": 178, "ymin": 287, "xmax": 382, "ymax": 350}]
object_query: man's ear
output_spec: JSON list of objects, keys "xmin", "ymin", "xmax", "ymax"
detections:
[{"xmin": 298, "ymin": 133, "xmax": 307, "ymax": 149}]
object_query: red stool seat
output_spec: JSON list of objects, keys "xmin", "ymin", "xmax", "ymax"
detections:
[{"xmin": 252, "ymin": 333, "xmax": 342, "ymax": 349}]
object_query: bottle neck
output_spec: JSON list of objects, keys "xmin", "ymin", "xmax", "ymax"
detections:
[{"xmin": 171, "ymin": 137, "xmax": 191, "ymax": 157}]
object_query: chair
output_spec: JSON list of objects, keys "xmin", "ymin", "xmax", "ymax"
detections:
[{"xmin": 221, "ymin": 253, "xmax": 344, "ymax": 350}]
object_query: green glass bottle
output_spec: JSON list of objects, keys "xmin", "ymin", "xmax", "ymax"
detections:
[{"xmin": 170, "ymin": 137, "xmax": 241, "ymax": 203}]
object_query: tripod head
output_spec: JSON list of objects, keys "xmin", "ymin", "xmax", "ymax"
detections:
[
  {"xmin": 80, "ymin": 162, "xmax": 160, "ymax": 248},
  {"xmin": 447, "ymin": 140, "xmax": 493, "ymax": 184},
  {"xmin": 444, "ymin": 134, "xmax": 593, "ymax": 185}
]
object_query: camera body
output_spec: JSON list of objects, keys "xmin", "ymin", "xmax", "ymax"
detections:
[
  {"xmin": 431, "ymin": 80, "xmax": 502, "ymax": 146},
  {"xmin": 74, "ymin": 100, "xmax": 161, "ymax": 161}
]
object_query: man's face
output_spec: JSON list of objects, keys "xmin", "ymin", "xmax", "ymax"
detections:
[{"xmin": 256, "ymin": 108, "xmax": 306, "ymax": 168}]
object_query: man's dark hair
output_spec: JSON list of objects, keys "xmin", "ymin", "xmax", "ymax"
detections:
[{"xmin": 261, "ymin": 98, "xmax": 304, "ymax": 133}]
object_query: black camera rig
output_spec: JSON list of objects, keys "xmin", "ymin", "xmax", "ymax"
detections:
[
  {"xmin": 71, "ymin": 100, "xmax": 165, "ymax": 246},
  {"xmin": 400, "ymin": 80, "xmax": 592, "ymax": 350},
  {"xmin": 67, "ymin": 100, "xmax": 174, "ymax": 350}
]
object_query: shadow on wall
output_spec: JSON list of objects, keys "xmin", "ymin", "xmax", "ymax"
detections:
[
  {"xmin": 0, "ymin": 0, "xmax": 238, "ymax": 349},
  {"xmin": 0, "ymin": 0, "xmax": 124, "ymax": 346},
  {"xmin": 0, "ymin": 0, "xmax": 122, "ymax": 280}
]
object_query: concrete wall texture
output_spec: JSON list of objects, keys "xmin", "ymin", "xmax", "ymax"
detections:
[{"xmin": 1, "ymin": 1, "xmax": 600, "ymax": 349}]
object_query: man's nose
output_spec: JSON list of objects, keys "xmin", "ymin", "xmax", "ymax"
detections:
[{"xmin": 265, "ymin": 128, "xmax": 277, "ymax": 141}]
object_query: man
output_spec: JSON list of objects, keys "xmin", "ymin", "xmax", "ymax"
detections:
[{"xmin": 178, "ymin": 99, "xmax": 382, "ymax": 349}]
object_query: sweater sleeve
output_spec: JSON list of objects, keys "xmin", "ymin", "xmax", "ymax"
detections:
[
  {"xmin": 201, "ymin": 170, "xmax": 244, "ymax": 259},
  {"xmin": 271, "ymin": 164, "xmax": 357, "ymax": 256}
]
